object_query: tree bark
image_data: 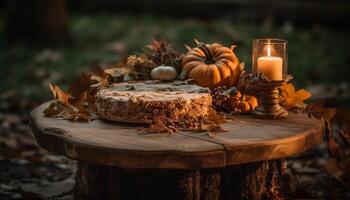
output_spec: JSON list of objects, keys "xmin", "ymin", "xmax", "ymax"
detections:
[
  {"xmin": 75, "ymin": 160, "xmax": 286, "ymax": 200},
  {"xmin": 4, "ymin": 0, "xmax": 69, "ymax": 46}
]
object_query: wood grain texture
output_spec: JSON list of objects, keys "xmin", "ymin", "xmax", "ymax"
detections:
[
  {"xmin": 30, "ymin": 102, "xmax": 324, "ymax": 169},
  {"xmin": 182, "ymin": 113, "xmax": 324, "ymax": 166},
  {"xmin": 74, "ymin": 160, "xmax": 286, "ymax": 200},
  {"xmin": 30, "ymin": 102, "xmax": 225, "ymax": 169}
]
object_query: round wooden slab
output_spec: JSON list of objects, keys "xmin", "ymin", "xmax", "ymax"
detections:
[{"xmin": 30, "ymin": 102, "xmax": 324, "ymax": 169}]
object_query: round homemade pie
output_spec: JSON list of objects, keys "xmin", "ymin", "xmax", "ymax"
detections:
[{"xmin": 95, "ymin": 81, "xmax": 212, "ymax": 123}]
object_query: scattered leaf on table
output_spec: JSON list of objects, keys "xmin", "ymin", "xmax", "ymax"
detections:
[
  {"xmin": 43, "ymin": 101, "xmax": 64, "ymax": 117},
  {"xmin": 325, "ymin": 159, "xmax": 343, "ymax": 182},
  {"xmin": 48, "ymin": 84, "xmax": 70, "ymax": 106},
  {"xmin": 207, "ymin": 109, "xmax": 227, "ymax": 124},
  {"xmin": 68, "ymin": 73, "xmax": 97, "ymax": 97},
  {"xmin": 281, "ymin": 83, "xmax": 312, "ymax": 109},
  {"xmin": 304, "ymin": 100, "xmax": 336, "ymax": 121},
  {"xmin": 207, "ymin": 132, "xmax": 216, "ymax": 138},
  {"xmin": 91, "ymin": 64, "xmax": 111, "ymax": 81},
  {"xmin": 198, "ymin": 109, "xmax": 227, "ymax": 137},
  {"xmin": 44, "ymin": 63, "xmax": 128, "ymax": 122}
]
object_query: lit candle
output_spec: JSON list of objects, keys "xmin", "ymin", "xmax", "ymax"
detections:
[{"xmin": 257, "ymin": 45, "xmax": 283, "ymax": 81}]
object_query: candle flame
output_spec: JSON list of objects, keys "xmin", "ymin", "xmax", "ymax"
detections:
[{"xmin": 267, "ymin": 44, "xmax": 271, "ymax": 57}]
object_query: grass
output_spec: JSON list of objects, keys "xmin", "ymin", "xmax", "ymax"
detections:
[{"xmin": 1, "ymin": 13, "xmax": 349, "ymax": 102}]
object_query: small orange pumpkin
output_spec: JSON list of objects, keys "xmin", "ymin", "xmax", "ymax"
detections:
[
  {"xmin": 181, "ymin": 40, "xmax": 241, "ymax": 88},
  {"xmin": 229, "ymin": 91, "xmax": 258, "ymax": 113}
]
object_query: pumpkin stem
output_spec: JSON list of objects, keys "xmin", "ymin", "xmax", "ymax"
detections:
[
  {"xmin": 184, "ymin": 44, "xmax": 192, "ymax": 51},
  {"xmin": 230, "ymin": 45, "xmax": 237, "ymax": 51},
  {"xmin": 199, "ymin": 44, "xmax": 215, "ymax": 64},
  {"xmin": 194, "ymin": 38, "xmax": 201, "ymax": 46},
  {"xmin": 193, "ymin": 39, "xmax": 215, "ymax": 64}
]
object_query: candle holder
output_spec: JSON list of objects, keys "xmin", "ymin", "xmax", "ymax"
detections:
[
  {"xmin": 252, "ymin": 38, "xmax": 289, "ymax": 119},
  {"xmin": 253, "ymin": 74, "xmax": 293, "ymax": 119},
  {"xmin": 253, "ymin": 38, "xmax": 288, "ymax": 80}
]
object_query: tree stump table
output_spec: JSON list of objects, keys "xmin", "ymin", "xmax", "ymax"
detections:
[{"xmin": 29, "ymin": 102, "xmax": 324, "ymax": 200}]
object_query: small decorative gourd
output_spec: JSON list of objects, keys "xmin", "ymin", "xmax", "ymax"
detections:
[
  {"xmin": 151, "ymin": 65, "xmax": 177, "ymax": 81},
  {"xmin": 181, "ymin": 39, "xmax": 241, "ymax": 88},
  {"xmin": 229, "ymin": 91, "xmax": 258, "ymax": 113}
]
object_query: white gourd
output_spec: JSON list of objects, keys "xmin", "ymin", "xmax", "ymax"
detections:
[{"xmin": 151, "ymin": 66, "xmax": 177, "ymax": 81}]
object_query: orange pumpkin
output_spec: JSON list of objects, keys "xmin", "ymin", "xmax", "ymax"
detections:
[
  {"xmin": 182, "ymin": 40, "xmax": 241, "ymax": 88},
  {"xmin": 229, "ymin": 91, "xmax": 258, "ymax": 113}
]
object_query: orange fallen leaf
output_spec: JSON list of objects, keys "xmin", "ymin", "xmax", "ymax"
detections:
[
  {"xmin": 339, "ymin": 130, "xmax": 350, "ymax": 147},
  {"xmin": 68, "ymin": 73, "xmax": 97, "ymax": 97},
  {"xmin": 305, "ymin": 100, "xmax": 336, "ymax": 121},
  {"xmin": 146, "ymin": 38, "xmax": 162, "ymax": 52},
  {"xmin": 91, "ymin": 64, "xmax": 111, "ymax": 79},
  {"xmin": 43, "ymin": 101, "xmax": 64, "ymax": 117},
  {"xmin": 45, "ymin": 64, "xmax": 125, "ymax": 122},
  {"xmin": 48, "ymin": 84, "xmax": 70, "ymax": 106},
  {"xmin": 281, "ymin": 83, "xmax": 311, "ymax": 109}
]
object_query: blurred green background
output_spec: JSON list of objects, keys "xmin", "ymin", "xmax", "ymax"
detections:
[
  {"xmin": 0, "ymin": 1, "xmax": 350, "ymax": 199},
  {"xmin": 1, "ymin": 0, "xmax": 349, "ymax": 105}
]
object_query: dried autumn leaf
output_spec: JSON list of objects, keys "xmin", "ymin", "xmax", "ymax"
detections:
[
  {"xmin": 71, "ymin": 113, "xmax": 90, "ymax": 122},
  {"xmin": 46, "ymin": 83, "xmax": 92, "ymax": 122},
  {"xmin": 328, "ymin": 134, "xmax": 341, "ymax": 157},
  {"xmin": 48, "ymin": 84, "xmax": 70, "ymax": 106},
  {"xmin": 305, "ymin": 100, "xmax": 336, "ymax": 121},
  {"xmin": 146, "ymin": 38, "xmax": 162, "ymax": 51},
  {"xmin": 325, "ymin": 159, "xmax": 343, "ymax": 183},
  {"xmin": 281, "ymin": 83, "xmax": 311, "ymax": 109},
  {"xmin": 203, "ymin": 125, "xmax": 225, "ymax": 134},
  {"xmin": 197, "ymin": 109, "xmax": 227, "ymax": 136},
  {"xmin": 207, "ymin": 132, "xmax": 216, "ymax": 138},
  {"xmin": 208, "ymin": 108, "xmax": 227, "ymax": 124},
  {"xmin": 339, "ymin": 130, "xmax": 350, "ymax": 147},
  {"xmin": 68, "ymin": 73, "xmax": 97, "ymax": 97},
  {"xmin": 45, "ymin": 61, "xmax": 122, "ymax": 123},
  {"xmin": 62, "ymin": 104, "xmax": 90, "ymax": 122},
  {"xmin": 85, "ymin": 87, "xmax": 99, "ymax": 113},
  {"xmin": 144, "ymin": 37, "xmax": 182, "ymax": 71},
  {"xmin": 91, "ymin": 64, "xmax": 111, "ymax": 80},
  {"xmin": 127, "ymin": 54, "xmax": 156, "ymax": 80},
  {"xmin": 68, "ymin": 95, "xmax": 90, "ymax": 115},
  {"xmin": 105, "ymin": 67, "xmax": 128, "ymax": 82},
  {"xmin": 43, "ymin": 101, "xmax": 64, "ymax": 117}
]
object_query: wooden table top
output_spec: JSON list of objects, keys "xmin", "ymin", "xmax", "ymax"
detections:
[{"xmin": 30, "ymin": 102, "xmax": 324, "ymax": 169}]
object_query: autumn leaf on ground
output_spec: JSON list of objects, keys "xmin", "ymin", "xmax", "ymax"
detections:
[
  {"xmin": 339, "ymin": 130, "xmax": 350, "ymax": 147},
  {"xmin": 328, "ymin": 133, "xmax": 341, "ymax": 157},
  {"xmin": 281, "ymin": 83, "xmax": 311, "ymax": 109},
  {"xmin": 324, "ymin": 129, "xmax": 350, "ymax": 191},
  {"xmin": 325, "ymin": 159, "xmax": 343, "ymax": 183}
]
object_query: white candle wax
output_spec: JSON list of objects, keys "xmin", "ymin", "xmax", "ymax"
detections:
[{"xmin": 257, "ymin": 56, "xmax": 283, "ymax": 81}]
